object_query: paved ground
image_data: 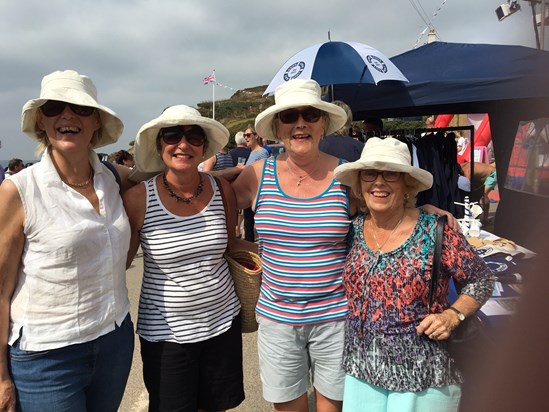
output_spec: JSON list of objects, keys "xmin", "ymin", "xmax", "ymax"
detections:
[{"xmin": 118, "ymin": 252, "xmax": 273, "ymax": 412}]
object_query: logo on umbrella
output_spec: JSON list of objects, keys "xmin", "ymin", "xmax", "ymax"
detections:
[
  {"xmin": 284, "ymin": 62, "xmax": 306, "ymax": 81},
  {"xmin": 366, "ymin": 55, "xmax": 388, "ymax": 74}
]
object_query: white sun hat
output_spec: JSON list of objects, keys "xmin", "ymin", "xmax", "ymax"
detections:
[
  {"xmin": 255, "ymin": 79, "xmax": 347, "ymax": 141},
  {"xmin": 334, "ymin": 137, "xmax": 433, "ymax": 192},
  {"xmin": 21, "ymin": 69, "xmax": 123, "ymax": 148},
  {"xmin": 129, "ymin": 105, "xmax": 229, "ymax": 182}
]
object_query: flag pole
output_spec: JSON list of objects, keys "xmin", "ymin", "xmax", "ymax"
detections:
[{"xmin": 212, "ymin": 69, "xmax": 216, "ymax": 120}]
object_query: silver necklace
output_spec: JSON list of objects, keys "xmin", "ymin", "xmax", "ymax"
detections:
[
  {"xmin": 162, "ymin": 173, "xmax": 203, "ymax": 203},
  {"xmin": 286, "ymin": 156, "xmax": 320, "ymax": 187},
  {"xmin": 62, "ymin": 169, "xmax": 93, "ymax": 188},
  {"xmin": 369, "ymin": 213, "xmax": 405, "ymax": 253}
]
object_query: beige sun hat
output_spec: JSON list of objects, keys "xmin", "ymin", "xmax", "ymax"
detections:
[
  {"xmin": 255, "ymin": 79, "xmax": 347, "ymax": 141},
  {"xmin": 129, "ymin": 105, "xmax": 229, "ymax": 182},
  {"xmin": 21, "ymin": 70, "xmax": 123, "ymax": 148},
  {"xmin": 334, "ymin": 137, "xmax": 433, "ymax": 192}
]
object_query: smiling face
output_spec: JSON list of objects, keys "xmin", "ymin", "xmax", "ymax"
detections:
[
  {"xmin": 36, "ymin": 103, "xmax": 100, "ymax": 153},
  {"xmin": 157, "ymin": 125, "xmax": 207, "ymax": 173},
  {"xmin": 274, "ymin": 106, "xmax": 326, "ymax": 155},
  {"xmin": 360, "ymin": 169, "xmax": 407, "ymax": 215}
]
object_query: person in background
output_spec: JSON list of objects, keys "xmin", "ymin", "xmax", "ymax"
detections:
[
  {"xmin": 362, "ymin": 117, "xmax": 384, "ymax": 141},
  {"xmin": 113, "ymin": 149, "xmax": 134, "ymax": 168},
  {"xmin": 5, "ymin": 159, "xmax": 25, "ymax": 176},
  {"xmin": 202, "ymin": 145, "xmax": 234, "ymax": 172},
  {"xmin": 333, "ymin": 137, "xmax": 495, "ymax": 412},
  {"xmin": 229, "ymin": 131, "xmax": 251, "ymax": 166},
  {"xmin": 0, "ymin": 69, "xmax": 133, "ymax": 412},
  {"xmin": 319, "ymin": 100, "xmax": 364, "ymax": 162},
  {"xmin": 0, "ymin": 163, "xmax": 5, "ymax": 185},
  {"xmin": 242, "ymin": 126, "xmax": 269, "ymax": 242},
  {"xmin": 124, "ymin": 105, "xmax": 253, "ymax": 412},
  {"xmin": 460, "ymin": 161, "xmax": 497, "ymax": 223},
  {"xmin": 228, "ymin": 131, "xmax": 251, "ymax": 238}
]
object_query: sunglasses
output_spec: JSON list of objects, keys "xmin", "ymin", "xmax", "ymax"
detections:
[
  {"xmin": 159, "ymin": 126, "xmax": 207, "ymax": 146},
  {"xmin": 277, "ymin": 107, "xmax": 323, "ymax": 124},
  {"xmin": 40, "ymin": 100, "xmax": 95, "ymax": 117},
  {"xmin": 360, "ymin": 170, "xmax": 402, "ymax": 182},
  {"xmin": 243, "ymin": 132, "xmax": 257, "ymax": 138}
]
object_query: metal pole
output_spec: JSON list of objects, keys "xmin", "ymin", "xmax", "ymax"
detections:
[{"xmin": 541, "ymin": 0, "xmax": 546, "ymax": 50}]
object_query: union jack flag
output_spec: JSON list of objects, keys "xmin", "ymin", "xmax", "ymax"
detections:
[{"xmin": 202, "ymin": 72, "xmax": 216, "ymax": 85}]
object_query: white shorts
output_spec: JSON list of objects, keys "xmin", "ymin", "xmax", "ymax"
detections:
[{"xmin": 257, "ymin": 316, "xmax": 345, "ymax": 403}]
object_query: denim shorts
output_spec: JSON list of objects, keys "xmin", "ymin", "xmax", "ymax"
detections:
[
  {"xmin": 257, "ymin": 316, "xmax": 345, "ymax": 403},
  {"xmin": 139, "ymin": 314, "xmax": 245, "ymax": 411},
  {"xmin": 9, "ymin": 314, "xmax": 134, "ymax": 412}
]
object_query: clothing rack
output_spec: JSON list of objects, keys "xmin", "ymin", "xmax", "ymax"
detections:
[{"xmin": 376, "ymin": 126, "xmax": 476, "ymax": 217}]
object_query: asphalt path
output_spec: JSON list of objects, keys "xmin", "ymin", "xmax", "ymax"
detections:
[{"xmin": 118, "ymin": 252, "xmax": 273, "ymax": 412}]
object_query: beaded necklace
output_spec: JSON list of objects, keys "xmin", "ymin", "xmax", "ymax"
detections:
[{"xmin": 162, "ymin": 172, "xmax": 203, "ymax": 203}]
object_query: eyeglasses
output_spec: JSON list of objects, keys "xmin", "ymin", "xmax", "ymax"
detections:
[
  {"xmin": 243, "ymin": 132, "xmax": 256, "ymax": 138},
  {"xmin": 159, "ymin": 126, "xmax": 206, "ymax": 146},
  {"xmin": 277, "ymin": 107, "xmax": 323, "ymax": 124},
  {"xmin": 40, "ymin": 100, "xmax": 95, "ymax": 117},
  {"xmin": 360, "ymin": 170, "xmax": 402, "ymax": 182}
]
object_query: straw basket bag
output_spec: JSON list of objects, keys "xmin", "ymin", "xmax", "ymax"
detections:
[{"xmin": 224, "ymin": 250, "xmax": 262, "ymax": 333}]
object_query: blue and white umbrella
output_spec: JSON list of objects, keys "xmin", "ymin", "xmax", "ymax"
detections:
[{"xmin": 264, "ymin": 41, "xmax": 408, "ymax": 95}]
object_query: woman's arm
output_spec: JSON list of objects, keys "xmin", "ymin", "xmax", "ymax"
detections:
[
  {"xmin": 122, "ymin": 182, "xmax": 147, "ymax": 269},
  {"xmin": 231, "ymin": 160, "xmax": 264, "ymax": 210},
  {"xmin": 417, "ymin": 220, "xmax": 495, "ymax": 340},
  {"xmin": 201, "ymin": 155, "xmax": 216, "ymax": 172},
  {"xmin": 0, "ymin": 181, "xmax": 25, "ymax": 412},
  {"xmin": 217, "ymin": 176, "xmax": 257, "ymax": 253}
]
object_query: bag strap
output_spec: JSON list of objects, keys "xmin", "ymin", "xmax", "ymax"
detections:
[
  {"xmin": 214, "ymin": 176, "xmax": 230, "ymax": 253},
  {"xmin": 428, "ymin": 214, "xmax": 447, "ymax": 312},
  {"xmin": 101, "ymin": 161, "xmax": 121, "ymax": 193}
]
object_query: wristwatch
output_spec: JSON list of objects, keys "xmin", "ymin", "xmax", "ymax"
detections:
[{"xmin": 448, "ymin": 306, "xmax": 465, "ymax": 322}]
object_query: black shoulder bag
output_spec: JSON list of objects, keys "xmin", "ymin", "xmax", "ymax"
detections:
[{"xmin": 429, "ymin": 215, "xmax": 489, "ymax": 378}]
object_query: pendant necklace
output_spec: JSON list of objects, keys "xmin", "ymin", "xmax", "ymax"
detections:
[
  {"xmin": 369, "ymin": 212, "xmax": 405, "ymax": 253},
  {"xmin": 62, "ymin": 168, "xmax": 94, "ymax": 188},
  {"xmin": 286, "ymin": 155, "xmax": 320, "ymax": 187},
  {"xmin": 162, "ymin": 172, "xmax": 204, "ymax": 203}
]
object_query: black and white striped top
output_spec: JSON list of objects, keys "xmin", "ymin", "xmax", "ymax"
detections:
[{"xmin": 137, "ymin": 174, "xmax": 240, "ymax": 344}]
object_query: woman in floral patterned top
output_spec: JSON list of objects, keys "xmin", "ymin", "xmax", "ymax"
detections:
[{"xmin": 334, "ymin": 137, "xmax": 495, "ymax": 412}]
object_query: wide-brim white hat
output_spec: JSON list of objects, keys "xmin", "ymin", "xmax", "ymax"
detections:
[
  {"xmin": 334, "ymin": 137, "xmax": 433, "ymax": 192},
  {"xmin": 129, "ymin": 105, "xmax": 229, "ymax": 182},
  {"xmin": 255, "ymin": 79, "xmax": 347, "ymax": 141},
  {"xmin": 21, "ymin": 70, "xmax": 123, "ymax": 148}
]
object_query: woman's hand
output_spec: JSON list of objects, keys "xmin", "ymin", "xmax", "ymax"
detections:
[
  {"xmin": 0, "ymin": 378, "xmax": 16, "ymax": 412},
  {"xmin": 420, "ymin": 204, "xmax": 459, "ymax": 231},
  {"xmin": 416, "ymin": 309, "xmax": 460, "ymax": 340}
]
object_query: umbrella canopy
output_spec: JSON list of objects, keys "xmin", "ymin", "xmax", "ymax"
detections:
[{"xmin": 264, "ymin": 41, "xmax": 408, "ymax": 95}]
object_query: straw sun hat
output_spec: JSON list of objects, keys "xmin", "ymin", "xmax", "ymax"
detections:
[
  {"xmin": 21, "ymin": 69, "xmax": 124, "ymax": 148},
  {"xmin": 334, "ymin": 137, "xmax": 433, "ymax": 192},
  {"xmin": 130, "ymin": 105, "xmax": 229, "ymax": 182},
  {"xmin": 255, "ymin": 79, "xmax": 347, "ymax": 141}
]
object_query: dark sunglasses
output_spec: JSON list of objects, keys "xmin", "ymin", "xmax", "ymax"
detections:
[
  {"xmin": 40, "ymin": 100, "xmax": 95, "ymax": 117},
  {"xmin": 360, "ymin": 170, "xmax": 402, "ymax": 182},
  {"xmin": 243, "ymin": 132, "xmax": 257, "ymax": 138},
  {"xmin": 159, "ymin": 126, "xmax": 206, "ymax": 146},
  {"xmin": 277, "ymin": 107, "xmax": 323, "ymax": 124}
]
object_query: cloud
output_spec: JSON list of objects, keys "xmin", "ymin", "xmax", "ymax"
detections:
[{"xmin": 0, "ymin": 0, "xmax": 541, "ymax": 162}]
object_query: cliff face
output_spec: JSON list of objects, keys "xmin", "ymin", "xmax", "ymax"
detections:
[{"xmin": 197, "ymin": 85, "xmax": 274, "ymax": 143}]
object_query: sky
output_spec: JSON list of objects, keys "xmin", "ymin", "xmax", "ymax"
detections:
[{"xmin": 0, "ymin": 0, "xmax": 543, "ymax": 162}]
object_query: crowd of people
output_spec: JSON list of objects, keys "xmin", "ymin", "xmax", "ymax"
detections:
[{"xmin": 0, "ymin": 70, "xmax": 498, "ymax": 412}]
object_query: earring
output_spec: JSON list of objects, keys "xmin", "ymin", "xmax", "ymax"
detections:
[{"xmin": 404, "ymin": 193, "xmax": 410, "ymax": 200}]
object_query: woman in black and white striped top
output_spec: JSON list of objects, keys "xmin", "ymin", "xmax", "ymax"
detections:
[{"xmin": 124, "ymin": 105, "xmax": 255, "ymax": 412}]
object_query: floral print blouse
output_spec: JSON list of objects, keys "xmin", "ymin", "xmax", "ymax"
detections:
[{"xmin": 342, "ymin": 209, "xmax": 495, "ymax": 392}]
